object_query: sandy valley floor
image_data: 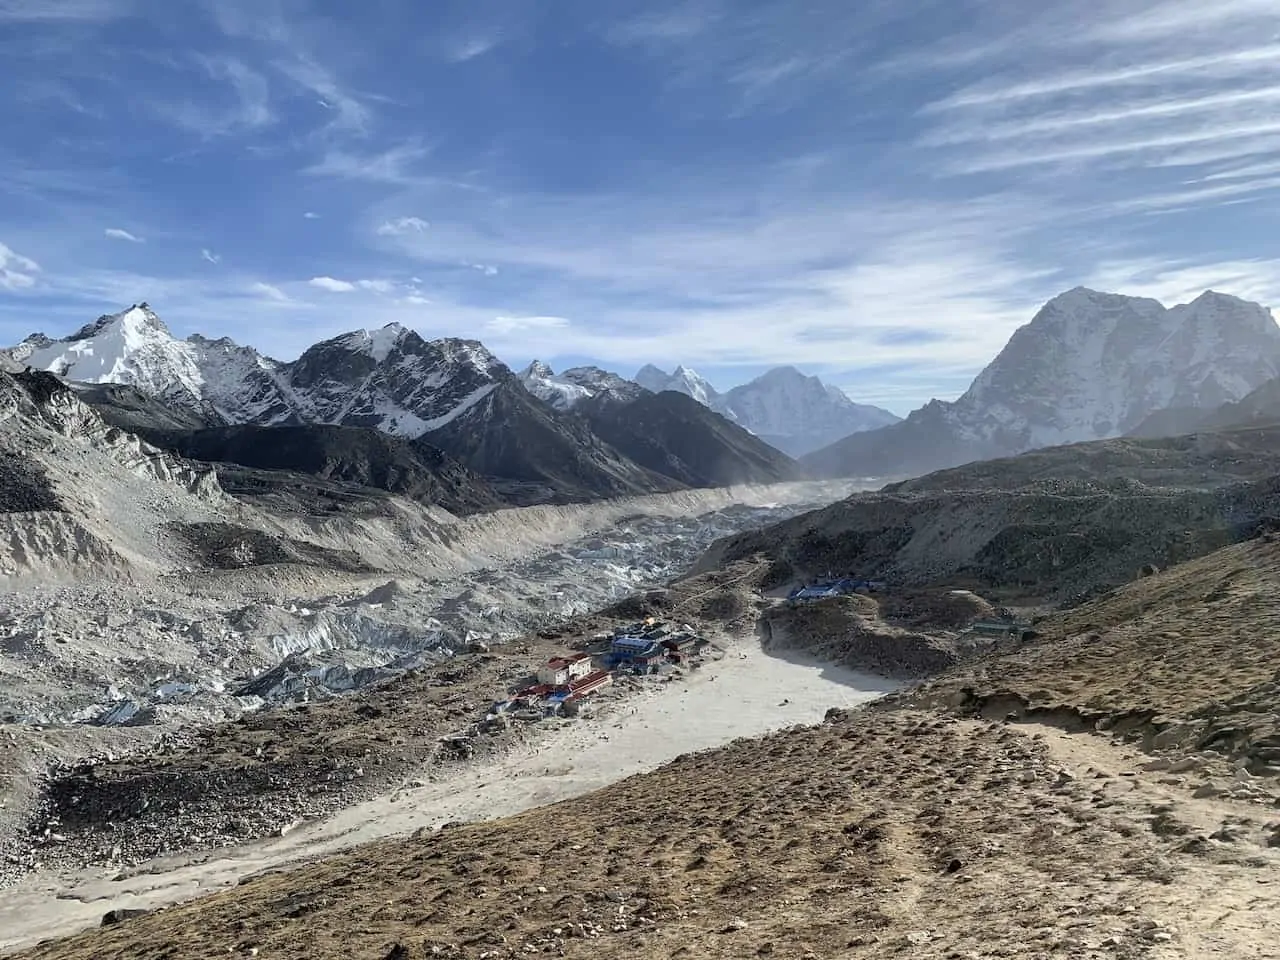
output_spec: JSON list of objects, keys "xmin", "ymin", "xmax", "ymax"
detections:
[{"xmin": 0, "ymin": 638, "xmax": 897, "ymax": 952}]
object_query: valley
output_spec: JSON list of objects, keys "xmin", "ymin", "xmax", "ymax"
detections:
[{"xmin": 6, "ymin": 285, "xmax": 1280, "ymax": 958}]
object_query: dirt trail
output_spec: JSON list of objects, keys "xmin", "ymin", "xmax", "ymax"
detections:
[
  {"xmin": 0, "ymin": 640, "xmax": 894, "ymax": 953},
  {"xmin": 996, "ymin": 720, "xmax": 1280, "ymax": 960}
]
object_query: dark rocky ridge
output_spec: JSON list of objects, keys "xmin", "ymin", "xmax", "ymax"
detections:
[
  {"xmin": 154, "ymin": 424, "xmax": 502, "ymax": 516},
  {"xmin": 574, "ymin": 389, "xmax": 801, "ymax": 488},
  {"xmin": 426, "ymin": 379, "xmax": 685, "ymax": 504}
]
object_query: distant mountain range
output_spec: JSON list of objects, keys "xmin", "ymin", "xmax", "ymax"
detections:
[
  {"xmin": 523, "ymin": 359, "xmax": 900, "ymax": 458},
  {"xmin": 801, "ymin": 288, "xmax": 1280, "ymax": 479},
  {"xmin": 14, "ymin": 285, "xmax": 1280, "ymax": 500},
  {"xmin": 8, "ymin": 305, "xmax": 799, "ymax": 506}
]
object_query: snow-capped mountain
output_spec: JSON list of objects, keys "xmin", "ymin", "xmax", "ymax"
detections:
[
  {"xmin": 720, "ymin": 366, "xmax": 900, "ymax": 457},
  {"xmin": 8, "ymin": 306, "xmax": 697, "ymax": 502},
  {"xmin": 803, "ymin": 287, "xmax": 1280, "ymax": 478},
  {"xmin": 12, "ymin": 305, "xmax": 294, "ymax": 426},
  {"xmin": 518, "ymin": 361, "xmax": 646, "ymax": 410},
  {"xmin": 631, "ymin": 363, "xmax": 898, "ymax": 456},
  {"xmin": 633, "ymin": 364, "xmax": 725, "ymax": 409}
]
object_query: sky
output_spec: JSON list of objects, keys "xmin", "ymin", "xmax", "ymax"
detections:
[{"xmin": 5, "ymin": 1, "xmax": 1280, "ymax": 413}]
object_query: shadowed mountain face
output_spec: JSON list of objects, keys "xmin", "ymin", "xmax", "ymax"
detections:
[
  {"xmin": 154, "ymin": 424, "xmax": 504, "ymax": 516},
  {"xmin": 574, "ymin": 390, "xmax": 801, "ymax": 488}
]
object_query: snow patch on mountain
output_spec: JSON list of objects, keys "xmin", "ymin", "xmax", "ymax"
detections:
[
  {"xmin": 633, "ymin": 364, "xmax": 725, "ymax": 410},
  {"xmin": 519, "ymin": 361, "xmax": 645, "ymax": 410},
  {"xmin": 20, "ymin": 306, "xmax": 208, "ymax": 410}
]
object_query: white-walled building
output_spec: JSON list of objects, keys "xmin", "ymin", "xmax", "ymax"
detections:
[{"xmin": 537, "ymin": 653, "xmax": 593, "ymax": 686}]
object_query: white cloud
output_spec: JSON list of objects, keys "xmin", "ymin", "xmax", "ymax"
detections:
[
  {"xmin": 309, "ymin": 276, "xmax": 356, "ymax": 292},
  {"xmin": 273, "ymin": 56, "xmax": 369, "ymax": 133},
  {"xmin": 201, "ymin": 248, "xmax": 221, "ymax": 264},
  {"xmin": 376, "ymin": 216, "xmax": 429, "ymax": 236},
  {"xmin": 468, "ymin": 262, "xmax": 499, "ymax": 276},
  {"xmin": 0, "ymin": 240, "xmax": 40, "ymax": 289},
  {"xmin": 104, "ymin": 227, "xmax": 143, "ymax": 243},
  {"xmin": 401, "ymin": 294, "xmax": 431, "ymax": 306},
  {"xmin": 305, "ymin": 144, "xmax": 433, "ymax": 185},
  {"xmin": 355, "ymin": 279, "xmax": 393, "ymax": 293},
  {"xmin": 303, "ymin": 211, "xmax": 321, "ymax": 219},
  {"xmin": 249, "ymin": 281, "xmax": 291, "ymax": 302}
]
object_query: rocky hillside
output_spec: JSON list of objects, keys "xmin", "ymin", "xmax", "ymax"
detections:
[
  {"xmin": 425, "ymin": 379, "xmax": 683, "ymax": 504},
  {"xmin": 1132, "ymin": 374, "xmax": 1280, "ymax": 437},
  {"xmin": 156, "ymin": 424, "xmax": 502, "ymax": 516},
  {"xmin": 700, "ymin": 424, "xmax": 1280, "ymax": 604},
  {"xmin": 574, "ymin": 389, "xmax": 800, "ymax": 488},
  {"xmin": 804, "ymin": 287, "xmax": 1280, "ymax": 478}
]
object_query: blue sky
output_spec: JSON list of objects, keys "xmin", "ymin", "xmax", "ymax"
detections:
[{"xmin": 4, "ymin": 0, "xmax": 1280, "ymax": 413}]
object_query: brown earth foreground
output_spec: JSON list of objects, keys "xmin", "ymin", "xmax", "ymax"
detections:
[{"xmin": 14, "ymin": 539, "xmax": 1280, "ymax": 958}]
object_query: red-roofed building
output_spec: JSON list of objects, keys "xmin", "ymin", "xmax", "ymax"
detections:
[{"xmin": 537, "ymin": 652, "xmax": 594, "ymax": 686}]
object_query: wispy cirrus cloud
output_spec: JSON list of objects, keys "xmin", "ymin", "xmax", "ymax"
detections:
[
  {"xmin": 305, "ymin": 143, "xmax": 432, "ymax": 185},
  {"xmin": 376, "ymin": 216, "xmax": 429, "ymax": 236},
  {"xmin": 152, "ymin": 55, "xmax": 273, "ymax": 136},
  {"xmin": 916, "ymin": 1, "xmax": 1280, "ymax": 214},
  {"xmin": 0, "ymin": 240, "xmax": 39, "ymax": 289},
  {"xmin": 104, "ymin": 227, "xmax": 143, "ymax": 242}
]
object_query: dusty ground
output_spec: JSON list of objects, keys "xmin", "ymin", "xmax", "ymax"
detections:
[
  {"xmin": 13, "ymin": 534, "xmax": 1280, "ymax": 958},
  {"xmin": 15, "ymin": 708, "xmax": 1280, "ymax": 960},
  {"xmin": 0, "ymin": 564, "xmax": 777, "ymax": 878},
  {"xmin": 894, "ymin": 533, "xmax": 1280, "ymax": 783}
]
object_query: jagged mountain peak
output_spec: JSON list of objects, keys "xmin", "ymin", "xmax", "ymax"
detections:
[
  {"xmin": 518, "ymin": 359, "xmax": 645, "ymax": 411},
  {"xmin": 68, "ymin": 303, "xmax": 170, "ymax": 343},
  {"xmin": 330, "ymin": 323, "xmax": 412, "ymax": 363},
  {"xmin": 521, "ymin": 359, "xmax": 555, "ymax": 379},
  {"xmin": 803, "ymin": 285, "xmax": 1280, "ymax": 479}
]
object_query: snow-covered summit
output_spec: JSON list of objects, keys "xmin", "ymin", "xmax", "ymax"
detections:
[
  {"xmin": 519, "ymin": 361, "xmax": 645, "ymax": 410},
  {"xmin": 9, "ymin": 306, "xmax": 523, "ymax": 439},
  {"xmin": 720, "ymin": 366, "xmax": 900, "ymax": 457},
  {"xmin": 632, "ymin": 363, "xmax": 722, "ymax": 408},
  {"xmin": 18, "ymin": 304, "xmax": 208, "ymax": 407}
]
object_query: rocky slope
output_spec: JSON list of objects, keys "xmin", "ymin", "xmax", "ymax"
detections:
[
  {"xmin": 155, "ymin": 424, "xmax": 503, "ymax": 516},
  {"xmin": 804, "ymin": 287, "xmax": 1280, "ymax": 478},
  {"xmin": 1132, "ymin": 374, "xmax": 1280, "ymax": 437},
  {"xmin": 700, "ymin": 424, "xmax": 1280, "ymax": 604},
  {"xmin": 573, "ymin": 389, "xmax": 800, "ymax": 488}
]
